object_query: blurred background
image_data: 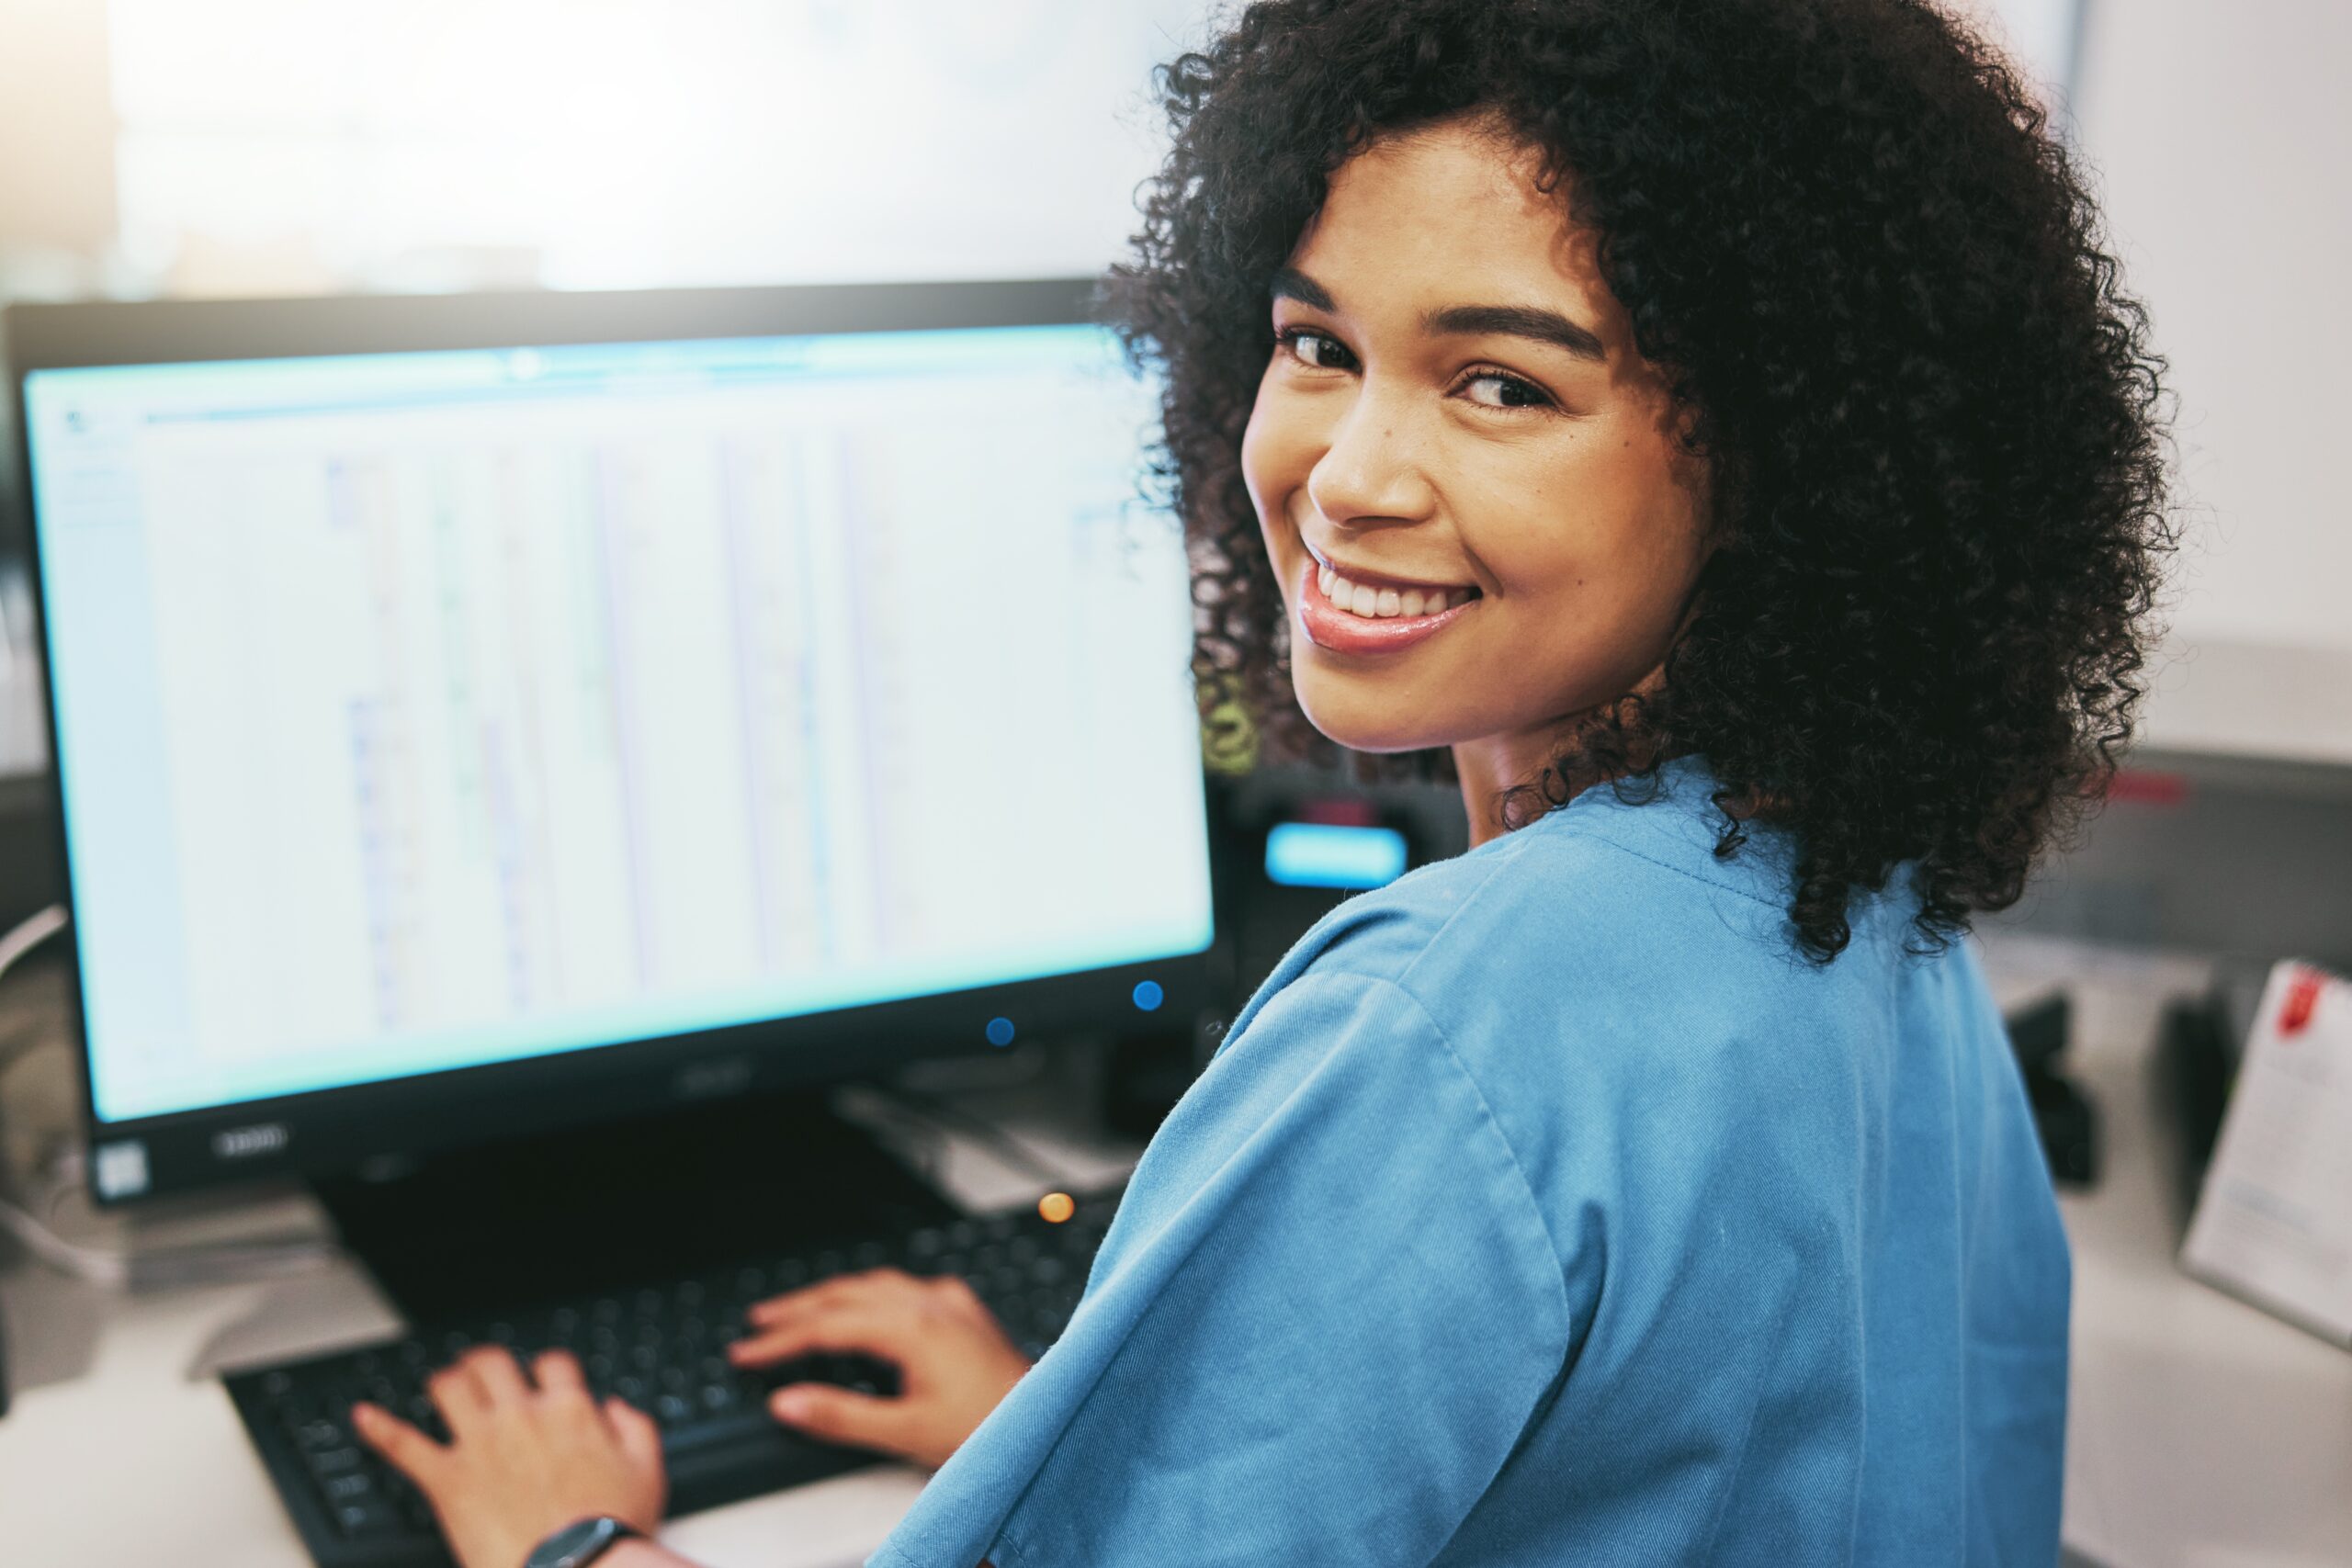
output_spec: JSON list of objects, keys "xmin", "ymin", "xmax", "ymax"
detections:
[
  {"xmin": 0, "ymin": 6, "xmax": 2348, "ymax": 1568},
  {"xmin": 2, "ymin": 0, "xmax": 2349, "ymax": 967}
]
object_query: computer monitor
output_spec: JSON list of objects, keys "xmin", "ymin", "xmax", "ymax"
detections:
[{"xmin": 5, "ymin": 280, "xmax": 1216, "ymax": 1207}]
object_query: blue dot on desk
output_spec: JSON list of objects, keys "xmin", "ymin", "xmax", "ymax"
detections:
[
  {"xmin": 986, "ymin": 1016, "xmax": 1015, "ymax": 1047},
  {"xmin": 1132, "ymin": 980, "xmax": 1165, "ymax": 1012}
]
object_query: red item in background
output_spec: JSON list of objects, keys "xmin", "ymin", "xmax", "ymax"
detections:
[{"xmin": 2278, "ymin": 968, "xmax": 2324, "ymax": 1038}]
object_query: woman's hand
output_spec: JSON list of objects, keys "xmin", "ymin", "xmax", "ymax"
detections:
[
  {"xmin": 351, "ymin": 1347, "xmax": 666, "ymax": 1568},
  {"xmin": 728, "ymin": 1269, "xmax": 1032, "ymax": 1470}
]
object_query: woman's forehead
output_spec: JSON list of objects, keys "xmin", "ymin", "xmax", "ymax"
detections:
[{"xmin": 1290, "ymin": 118, "xmax": 1622, "ymax": 341}]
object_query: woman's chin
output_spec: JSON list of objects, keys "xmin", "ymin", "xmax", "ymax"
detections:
[{"xmin": 1294, "ymin": 689, "xmax": 1455, "ymax": 758}]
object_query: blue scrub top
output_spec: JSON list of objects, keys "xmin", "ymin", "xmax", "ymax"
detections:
[{"xmin": 872, "ymin": 755, "xmax": 2070, "ymax": 1567}]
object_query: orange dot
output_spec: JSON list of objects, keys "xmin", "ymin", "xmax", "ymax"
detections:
[{"xmin": 1037, "ymin": 1191, "xmax": 1076, "ymax": 1224}]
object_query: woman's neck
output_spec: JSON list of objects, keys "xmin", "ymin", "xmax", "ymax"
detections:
[
  {"xmin": 1452, "ymin": 678, "xmax": 1676, "ymax": 848},
  {"xmin": 1452, "ymin": 728, "xmax": 1568, "ymax": 849}
]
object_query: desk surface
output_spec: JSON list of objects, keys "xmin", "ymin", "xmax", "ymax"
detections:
[
  {"xmin": 1984, "ymin": 937, "xmax": 2352, "ymax": 1568},
  {"xmin": 5, "ymin": 938, "xmax": 2349, "ymax": 1568}
]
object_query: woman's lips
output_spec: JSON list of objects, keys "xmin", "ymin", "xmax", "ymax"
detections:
[{"xmin": 1295, "ymin": 557, "xmax": 1480, "ymax": 654}]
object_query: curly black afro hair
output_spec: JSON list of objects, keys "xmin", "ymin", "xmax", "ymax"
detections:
[{"xmin": 1103, "ymin": 0, "xmax": 2174, "ymax": 961}]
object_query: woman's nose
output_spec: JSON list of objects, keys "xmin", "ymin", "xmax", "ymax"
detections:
[{"xmin": 1304, "ymin": 382, "xmax": 1438, "ymax": 529}]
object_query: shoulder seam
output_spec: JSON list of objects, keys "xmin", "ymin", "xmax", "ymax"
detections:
[
  {"xmin": 1302, "ymin": 967, "xmax": 1579, "ymax": 1329},
  {"xmin": 1532, "ymin": 818, "xmax": 1789, "ymax": 914},
  {"xmin": 1371, "ymin": 815, "xmax": 1785, "ymax": 1004}
]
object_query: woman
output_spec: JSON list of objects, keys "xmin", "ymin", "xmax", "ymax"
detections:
[{"xmin": 355, "ymin": 2, "xmax": 2171, "ymax": 1563}]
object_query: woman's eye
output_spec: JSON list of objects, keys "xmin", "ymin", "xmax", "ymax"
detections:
[
  {"xmin": 1282, "ymin": 330, "xmax": 1356, "ymax": 371},
  {"xmin": 1461, "ymin": 371, "xmax": 1552, "ymax": 411}
]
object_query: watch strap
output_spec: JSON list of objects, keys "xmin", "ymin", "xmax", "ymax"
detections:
[{"xmin": 522, "ymin": 1515, "xmax": 644, "ymax": 1568}]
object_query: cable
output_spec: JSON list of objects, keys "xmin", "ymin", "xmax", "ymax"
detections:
[
  {"xmin": 0, "ymin": 902, "xmax": 337, "ymax": 1289},
  {"xmin": 0, "ymin": 903, "xmax": 114, "ymax": 1279},
  {"xmin": 0, "ymin": 1185, "xmax": 128, "ymax": 1287},
  {"xmin": 0, "ymin": 904, "xmax": 63, "ymax": 982},
  {"xmin": 0, "ymin": 904, "xmax": 69, "ymax": 1075}
]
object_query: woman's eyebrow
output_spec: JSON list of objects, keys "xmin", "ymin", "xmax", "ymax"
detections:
[
  {"xmin": 1270, "ymin": 268, "xmax": 1606, "ymax": 364},
  {"xmin": 1269, "ymin": 265, "xmax": 1336, "ymax": 310},
  {"xmin": 1425, "ymin": 303, "xmax": 1607, "ymax": 363}
]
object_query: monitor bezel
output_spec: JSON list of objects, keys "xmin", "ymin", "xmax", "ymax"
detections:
[{"xmin": 4, "ymin": 278, "xmax": 1216, "ymax": 1206}]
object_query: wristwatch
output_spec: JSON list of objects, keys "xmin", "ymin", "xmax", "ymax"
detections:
[{"xmin": 523, "ymin": 1516, "xmax": 644, "ymax": 1568}]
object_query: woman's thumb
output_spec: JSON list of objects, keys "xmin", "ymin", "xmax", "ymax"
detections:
[{"xmin": 770, "ymin": 1382, "xmax": 916, "ymax": 1456}]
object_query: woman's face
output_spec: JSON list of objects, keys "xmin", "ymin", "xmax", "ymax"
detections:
[{"xmin": 1240, "ymin": 116, "xmax": 1713, "ymax": 789}]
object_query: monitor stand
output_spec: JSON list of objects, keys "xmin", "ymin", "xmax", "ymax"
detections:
[{"xmin": 312, "ymin": 1089, "xmax": 958, "ymax": 1327}]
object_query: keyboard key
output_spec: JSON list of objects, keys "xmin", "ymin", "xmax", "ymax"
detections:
[{"xmin": 335, "ymin": 1498, "xmax": 401, "ymax": 1536}]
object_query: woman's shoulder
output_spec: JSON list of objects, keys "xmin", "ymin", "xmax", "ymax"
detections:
[
  {"xmin": 1269, "ymin": 760, "xmax": 1818, "ymax": 1000},
  {"xmin": 1239, "ymin": 756, "xmax": 1939, "ymax": 1115}
]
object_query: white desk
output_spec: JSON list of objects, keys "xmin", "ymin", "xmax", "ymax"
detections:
[
  {"xmin": 1977, "ymin": 936, "xmax": 2352, "ymax": 1568},
  {"xmin": 4, "ymin": 940, "xmax": 2349, "ymax": 1568}
]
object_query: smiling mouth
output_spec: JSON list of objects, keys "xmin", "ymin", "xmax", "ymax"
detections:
[
  {"xmin": 1305, "ymin": 545, "xmax": 1481, "ymax": 620},
  {"xmin": 1295, "ymin": 556, "xmax": 1480, "ymax": 655},
  {"xmin": 1316, "ymin": 561, "xmax": 1478, "ymax": 620}
]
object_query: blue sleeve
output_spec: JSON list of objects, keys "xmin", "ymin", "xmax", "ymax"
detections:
[{"xmin": 870, "ymin": 967, "xmax": 1577, "ymax": 1568}]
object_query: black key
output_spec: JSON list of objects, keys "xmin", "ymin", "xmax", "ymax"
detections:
[
  {"xmin": 290, "ymin": 1418, "xmax": 344, "ymax": 1450},
  {"xmin": 335, "ymin": 1498, "xmax": 401, "ymax": 1536},
  {"xmin": 661, "ymin": 1406, "xmax": 775, "ymax": 1457}
]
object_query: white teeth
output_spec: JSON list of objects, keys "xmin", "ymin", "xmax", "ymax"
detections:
[{"xmin": 1321, "ymin": 567, "xmax": 1476, "ymax": 618}]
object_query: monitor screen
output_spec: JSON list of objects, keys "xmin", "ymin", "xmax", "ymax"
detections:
[{"xmin": 22, "ymin": 313, "xmax": 1212, "ymax": 1134}]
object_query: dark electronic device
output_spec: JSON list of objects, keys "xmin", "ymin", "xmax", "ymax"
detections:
[
  {"xmin": 226, "ymin": 1183, "xmax": 1120, "ymax": 1568},
  {"xmin": 5, "ymin": 281, "xmax": 1216, "ymax": 1562},
  {"xmin": 2003, "ymin": 991, "xmax": 2098, "ymax": 1189}
]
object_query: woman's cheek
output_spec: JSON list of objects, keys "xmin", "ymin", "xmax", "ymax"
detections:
[{"xmin": 1239, "ymin": 365, "xmax": 1300, "ymax": 522}]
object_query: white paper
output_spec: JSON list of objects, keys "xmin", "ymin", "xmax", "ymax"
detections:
[{"xmin": 2181, "ymin": 959, "xmax": 2352, "ymax": 1346}]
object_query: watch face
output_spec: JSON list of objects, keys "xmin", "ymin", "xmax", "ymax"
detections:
[{"xmin": 528, "ymin": 1516, "xmax": 618, "ymax": 1568}]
